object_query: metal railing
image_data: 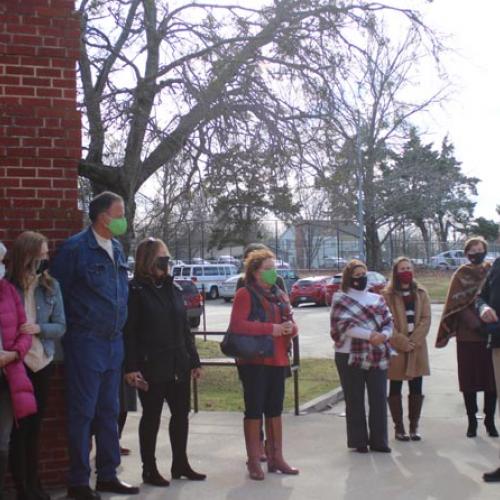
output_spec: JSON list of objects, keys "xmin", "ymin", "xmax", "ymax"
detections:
[{"xmin": 192, "ymin": 334, "xmax": 301, "ymax": 416}]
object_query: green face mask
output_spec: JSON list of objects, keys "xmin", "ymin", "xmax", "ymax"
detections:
[
  {"xmin": 261, "ymin": 268, "xmax": 278, "ymax": 286},
  {"xmin": 107, "ymin": 217, "xmax": 128, "ymax": 236}
]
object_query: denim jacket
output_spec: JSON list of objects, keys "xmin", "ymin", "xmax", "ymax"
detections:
[
  {"xmin": 50, "ymin": 227, "xmax": 129, "ymax": 339},
  {"xmin": 14, "ymin": 280, "xmax": 66, "ymax": 360}
]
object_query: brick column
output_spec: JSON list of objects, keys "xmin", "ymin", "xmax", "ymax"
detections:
[{"xmin": 0, "ymin": 0, "xmax": 82, "ymax": 487}]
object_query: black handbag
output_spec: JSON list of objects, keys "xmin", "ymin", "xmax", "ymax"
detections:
[
  {"xmin": 220, "ymin": 331, "xmax": 274, "ymax": 359},
  {"xmin": 220, "ymin": 286, "xmax": 275, "ymax": 359}
]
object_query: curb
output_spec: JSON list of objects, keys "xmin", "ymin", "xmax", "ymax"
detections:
[{"xmin": 299, "ymin": 386, "xmax": 344, "ymax": 414}]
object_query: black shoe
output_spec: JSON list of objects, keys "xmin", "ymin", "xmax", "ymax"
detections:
[
  {"xmin": 142, "ymin": 468, "xmax": 170, "ymax": 487},
  {"xmin": 483, "ymin": 468, "xmax": 500, "ymax": 482},
  {"xmin": 485, "ymin": 419, "xmax": 499, "ymax": 437},
  {"xmin": 395, "ymin": 432, "xmax": 410, "ymax": 442},
  {"xmin": 467, "ymin": 417, "xmax": 477, "ymax": 438},
  {"xmin": 171, "ymin": 464, "xmax": 206, "ymax": 481},
  {"xmin": 370, "ymin": 446, "xmax": 392, "ymax": 453},
  {"xmin": 95, "ymin": 479, "xmax": 139, "ymax": 495},
  {"xmin": 66, "ymin": 486, "xmax": 101, "ymax": 500},
  {"xmin": 355, "ymin": 446, "xmax": 369, "ymax": 454}
]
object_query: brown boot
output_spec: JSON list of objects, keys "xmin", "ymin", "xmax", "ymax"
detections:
[
  {"xmin": 409, "ymin": 394, "xmax": 424, "ymax": 441},
  {"xmin": 243, "ymin": 419, "xmax": 265, "ymax": 480},
  {"xmin": 264, "ymin": 417, "xmax": 299, "ymax": 475},
  {"xmin": 387, "ymin": 395, "xmax": 410, "ymax": 442}
]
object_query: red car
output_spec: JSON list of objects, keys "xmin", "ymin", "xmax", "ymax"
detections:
[
  {"xmin": 290, "ymin": 276, "xmax": 330, "ymax": 307},
  {"xmin": 324, "ymin": 271, "xmax": 387, "ymax": 306},
  {"xmin": 176, "ymin": 279, "xmax": 204, "ymax": 328}
]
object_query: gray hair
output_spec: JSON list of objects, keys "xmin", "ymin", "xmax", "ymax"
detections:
[{"xmin": 0, "ymin": 242, "xmax": 6, "ymax": 260}]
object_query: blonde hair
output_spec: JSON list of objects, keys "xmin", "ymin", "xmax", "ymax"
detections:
[{"xmin": 341, "ymin": 259, "xmax": 367, "ymax": 293}]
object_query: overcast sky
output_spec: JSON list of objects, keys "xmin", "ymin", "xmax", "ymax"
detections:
[{"xmin": 417, "ymin": 0, "xmax": 500, "ymax": 219}]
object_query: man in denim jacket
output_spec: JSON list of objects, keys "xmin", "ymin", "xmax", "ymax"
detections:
[{"xmin": 51, "ymin": 192, "xmax": 139, "ymax": 500}]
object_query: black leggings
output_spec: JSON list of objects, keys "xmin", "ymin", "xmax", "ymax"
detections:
[
  {"xmin": 237, "ymin": 365, "xmax": 286, "ymax": 419},
  {"xmin": 389, "ymin": 377, "xmax": 423, "ymax": 396}
]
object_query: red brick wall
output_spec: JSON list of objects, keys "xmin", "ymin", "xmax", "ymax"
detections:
[{"xmin": 0, "ymin": 0, "xmax": 83, "ymax": 488}]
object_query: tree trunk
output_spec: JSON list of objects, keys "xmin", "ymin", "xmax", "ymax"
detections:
[
  {"xmin": 365, "ymin": 217, "xmax": 381, "ymax": 270},
  {"xmin": 415, "ymin": 218, "xmax": 431, "ymax": 261}
]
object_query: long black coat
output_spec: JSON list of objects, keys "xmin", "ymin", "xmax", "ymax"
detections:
[{"xmin": 124, "ymin": 275, "xmax": 201, "ymax": 383}]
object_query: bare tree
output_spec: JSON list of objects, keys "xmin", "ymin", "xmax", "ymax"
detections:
[{"xmin": 76, "ymin": 0, "xmax": 435, "ymax": 252}]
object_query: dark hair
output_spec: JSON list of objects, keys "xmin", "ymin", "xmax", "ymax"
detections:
[
  {"xmin": 464, "ymin": 236, "xmax": 488, "ymax": 255},
  {"xmin": 244, "ymin": 248, "xmax": 275, "ymax": 284},
  {"xmin": 134, "ymin": 238, "xmax": 170, "ymax": 282},
  {"xmin": 88, "ymin": 191, "xmax": 124, "ymax": 223},
  {"xmin": 7, "ymin": 231, "xmax": 54, "ymax": 293},
  {"xmin": 243, "ymin": 243, "xmax": 269, "ymax": 259},
  {"xmin": 341, "ymin": 259, "xmax": 367, "ymax": 293}
]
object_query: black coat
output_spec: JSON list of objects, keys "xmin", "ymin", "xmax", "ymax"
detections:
[
  {"xmin": 478, "ymin": 258, "xmax": 500, "ymax": 349},
  {"xmin": 124, "ymin": 275, "xmax": 201, "ymax": 383}
]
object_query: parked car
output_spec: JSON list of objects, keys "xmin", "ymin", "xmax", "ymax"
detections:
[
  {"xmin": 430, "ymin": 250, "xmax": 468, "ymax": 270},
  {"xmin": 172, "ymin": 263, "xmax": 238, "ymax": 299},
  {"xmin": 290, "ymin": 276, "xmax": 330, "ymax": 307},
  {"xmin": 276, "ymin": 259, "xmax": 291, "ymax": 269},
  {"xmin": 217, "ymin": 255, "xmax": 241, "ymax": 268},
  {"xmin": 324, "ymin": 271, "xmax": 387, "ymax": 306},
  {"xmin": 219, "ymin": 274, "xmax": 241, "ymax": 302},
  {"xmin": 277, "ymin": 268, "xmax": 300, "ymax": 293},
  {"xmin": 322, "ymin": 256, "xmax": 347, "ymax": 269},
  {"xmin": 176, "ymin": 279, "xmax": 204, "ymax": 328},
  {"xmin": 324, "ymin": 273, "xmax": 343, "ymax": 306}
]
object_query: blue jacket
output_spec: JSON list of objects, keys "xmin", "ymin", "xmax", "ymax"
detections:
[
  {"xmin": 51, "ymin": 227, "xmax": 129, "ymax": 339},
  {"xmin": 13, "ymin": 279, "xmax": 66, "ymax": 360}
]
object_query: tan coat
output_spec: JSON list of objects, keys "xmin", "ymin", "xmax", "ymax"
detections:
[{"xmin": 383, "ymin": 285, "xmax": 431, "ymax": 380}]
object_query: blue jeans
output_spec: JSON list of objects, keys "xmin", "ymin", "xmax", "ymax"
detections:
[{"xmin": 63, "ymin": 334, "xmax": 123, "ymax": 486}]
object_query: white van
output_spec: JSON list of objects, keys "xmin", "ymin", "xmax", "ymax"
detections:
[{"xmin": 172, "ymin": 264, "xmax": 238, "ymax": 299}]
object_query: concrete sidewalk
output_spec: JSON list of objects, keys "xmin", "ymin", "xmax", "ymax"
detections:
[{"xmin": 38, "ymin": 342, "xmax": 500, "ymax": 500}]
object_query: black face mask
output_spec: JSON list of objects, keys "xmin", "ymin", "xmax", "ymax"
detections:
[
  {"xmin": 468, "ymin": 252, "xmax": 486, "ymax": 265},
  {"xmin": 351, "ymin": 275, "xmax": 368, "ymax": 291},
  {"xmin": 155, "ymin": 256, "xmax": 170, "ymax": 273},
  {"xmin": 36, "ymin": 259, "xmax": 50, "ymax": 275}
]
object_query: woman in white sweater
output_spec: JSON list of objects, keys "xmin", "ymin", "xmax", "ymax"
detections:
[{"xmin": 330, "ymin": 260, "xmax": 393, "ymax": 453}]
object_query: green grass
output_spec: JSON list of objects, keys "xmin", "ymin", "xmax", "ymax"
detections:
[
  {"xmin": 194, "ymin": 339, "xmax": 339, "ymax": 412},
  {"xmin": 414, "ymin": 270, "xmax": 452, "ymax": 304}
]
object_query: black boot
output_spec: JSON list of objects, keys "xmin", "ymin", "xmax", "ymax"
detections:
[
  {"xmin": 169, "ymin": 415, "xmax": 206, "ymax": 481},
  {"xmin": 387, "ymin": 395, "xmax": 410, "ymax": 442},
  {"xmin": 0, "ymin": 451, "xmax": 8, "ymax": 500},
  {"xmin": 142, "ymin": 463, "xmax": 169, "ymax": 487},
  {"xmin": 484, "ymin": 392, "xmax": 499, "ymax": 437},
  {"xmin": 463, "ymin": 392, "xmax": 478, "ymax": 438}
]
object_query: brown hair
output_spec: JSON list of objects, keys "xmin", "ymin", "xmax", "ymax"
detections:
[
  {"xmin": 386, "ymin": 256, "xmax": 418, "ymax": 293},
  {"xmin": 244, "ymin": 248, "xmax": 275, "ymax": 284},
  {"xmin": 464, "ymin": 236, "xmax": 488, "ymax": 255},
  {"xmin": 341, "ymin": 259, "xmax": 367, "ymax": 292},
  {"xmin": 7, "ymin": 231, "xmax": 54, "ymax": 292},
  {"xmin": 134, "ymin": 237, "xmax": 170, "ymax": 282}
]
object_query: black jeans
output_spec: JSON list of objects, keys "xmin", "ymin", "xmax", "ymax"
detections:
[
  {"xmin": 137, "ymin": 377, "xmax": 191, "ymax": 470},
  {"xmin": 9, "ymin": 362, "xmax": 54, "ymax": 489},
  {"xmin": 237, "ymin": 365, "xmax": 286, "ymax": 419},
  {"xmin": 389, "ymin": 377, "xmax": 423, "ymax": 396}
]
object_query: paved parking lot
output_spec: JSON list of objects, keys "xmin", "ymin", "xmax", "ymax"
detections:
[{"xmin": 199, "ymin": 301, "xmax": 445, "ymax": 358}]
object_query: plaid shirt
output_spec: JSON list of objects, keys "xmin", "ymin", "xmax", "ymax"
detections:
[{"xmin": 330, "ymin": 292, "xmax": 393, "ymax": 370}]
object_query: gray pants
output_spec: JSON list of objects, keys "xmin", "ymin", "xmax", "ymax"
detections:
[
  {"xmin": 0, "ymin": 379, "xmax": 13, "ymax": 452},
  {"xmin": 335, "ymin": 352, "xmax": 388, "ymax": 449}
]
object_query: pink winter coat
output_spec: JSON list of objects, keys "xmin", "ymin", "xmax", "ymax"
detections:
[{"xmin": 0, "ymin": 279, "xmax": 37, "ymax": 420}]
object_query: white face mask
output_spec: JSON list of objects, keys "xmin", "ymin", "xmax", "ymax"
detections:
[{"xmin": 0, "ymin": 263, "xmax": 5, "ymax": 280}]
